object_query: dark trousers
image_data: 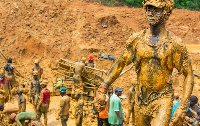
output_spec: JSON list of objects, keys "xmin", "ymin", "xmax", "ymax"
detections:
[{"xmin": 97, "ymin": 118, "xmax": 110, "ymax": 126}]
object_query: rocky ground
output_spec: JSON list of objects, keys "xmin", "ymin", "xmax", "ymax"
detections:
[{"xmin": 0, "ymin": 0, "xmax": 200, "ymax": 125}]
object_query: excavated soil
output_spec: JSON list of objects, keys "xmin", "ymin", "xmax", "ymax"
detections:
[{"xmin": 0, "ymin": 0, "xmax": 200, "ymax": 125}]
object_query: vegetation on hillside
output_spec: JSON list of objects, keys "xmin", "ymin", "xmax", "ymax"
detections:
[{"xmin": 95, "ymin": 0, "xmax": 200, "ymax": 11}]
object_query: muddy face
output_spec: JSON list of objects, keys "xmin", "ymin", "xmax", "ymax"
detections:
[{"xmin": 145, "ymin": 5, "xmax": 164, "ymax": 26}]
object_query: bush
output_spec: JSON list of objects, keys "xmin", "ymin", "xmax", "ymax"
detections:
[{"xmin": 97, "ymin": 0, "xmax": 200, "ymax": 11}]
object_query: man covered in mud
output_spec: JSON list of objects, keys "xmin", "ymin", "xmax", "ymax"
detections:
[
  {"xmin": 125, "ymin": 82, "xmax": 136, "ymax": 126},
  {"xmin": 95, "ymin": 0, "xmax": 194, "ymax": 125},
  {"xmin": 3, "ymin": 57, "xmax": 20, "ymax": 89},
  {"xmin": 10, "ymin": 112, "xmax": 37, "ymax": 126},
  {"xmin": 30, "ymin": 70, "xmax": 42, "ymax": 109},
  {"xmin": 32, "ymin": 59, "xmax": 43, "ymax": 79},
  {"xmin": 36, "ymin": 80, "xmax": 50, "ymax": 126},
  {"xmin": 16, "ymin": 88, "xmax": 26, "ymax": 112},
  {"xmin": 72, "ymin": 57, "xmax": 86, "ymax": 97},
  {"xmin": 75, "ymin": 93, "xmax": 84, "ymax": 126},
  {"xmin": 56, "ymin": 87, "xmax": 70, "ymax": 126},
  {"xmin": 0, "ymin": 73, "xmax": 11, "ymax": 103}
]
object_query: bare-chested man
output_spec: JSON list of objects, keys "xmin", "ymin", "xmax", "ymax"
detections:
[
  {"xmin": 32, "ymin": 59, "xmax": 43, "ymax": 79},
  {"xmin": 125, "ymin": 84, "xmax": 136, "ymax": 126},
  {"xmin": 72, "ymin": 57, "xmax": 86, "ymax": 96},
  {"xmin": 3, "ymin": 57, "xmax": 19, "ymax": 89},
  {"xmin": 0, "ymin": 73, "xmax": 11, "ymax": 103},
  {"xmin": 95, "ymin": 0, "xmax": 194, "ymax": 125}
]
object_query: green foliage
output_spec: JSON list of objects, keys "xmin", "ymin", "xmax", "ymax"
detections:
[{"xmin": 96, "ymin": 0, "xmax": 200, "ymax": 11}]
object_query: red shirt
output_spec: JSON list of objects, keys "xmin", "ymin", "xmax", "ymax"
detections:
[
  {"xmin": 0, "ymin": 78, "xmax": 10, "ymax": 87},
  {"xmin": 40, "ymin": 88, "xmax": 50, "ymax": 104}
]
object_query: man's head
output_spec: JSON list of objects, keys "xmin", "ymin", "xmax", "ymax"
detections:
[
  {"xmin": 115, "ymin": 87, "xmax": 123, "ymax": 96},
  {"xmin": 80, "ymin": 57, "xmax": 86, "ymax": 63},
  {"xmin": 34, "ymin": 59, "xmax": 39, "ymax": 65},
  {"xmin": 60, "ymin": 87, "xmax": 66, "ymax": 96},
  {"xmin": 41, "ymin": 80, "xmax": 48, "ymax": 88},
  {"xmin": 32, "ymin": 71, "xmax": 38, "ymax": 79},
  {"xmin": 108, "ymin": 85, "xmax": 113, "ymax": 96},
  {"xmin": 88, "ymin": 56, "xmax": 94, "ymax": 63},
  {"xmin": 0, "ymin": 104, "xmax": 4, "ymax": 111},
  {"xmin": 10, "ymin": 113, "xmax": 17, "ymax": 120},
  {"xmin": 16, "ymin": 88, "xmax": 22, "ymax": 95},
  {"xmin": 7, "ymin": 57, "xmax": 12, "ymax": 63},
  {"xmin": 0, "ymin": 73, "xmax": 5, "ymax": 81},
  {"xmin": 190, "ymin": 95, "xmax": 198, "ymax": 106},
  {"xmin": 143, "ymin": 0, "xmax": 174, "ymax": 26}
]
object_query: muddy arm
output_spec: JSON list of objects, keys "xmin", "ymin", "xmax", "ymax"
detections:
[
  {"xmin": 104, "ymin": 46, "xmax": 135, "ymax": 85},
  {"xmin": 172, "ymin": 41, "xmax": 194, "ymax": 124}
]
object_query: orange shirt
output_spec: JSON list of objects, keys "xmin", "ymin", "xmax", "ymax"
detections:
[{"xmin": 99, "ymin": 95, "xmax": 109, "ymax": 119}]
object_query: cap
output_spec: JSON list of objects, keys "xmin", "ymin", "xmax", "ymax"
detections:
[
  {"xmin": 190, "ymin": 95, "xmax": 198, "ymax": 102},
  {"xmin": 10, "ymin": 113, "xmax": 16, "ymax": 120},
  {"xmin": 16, "ymin": 88, "xmax": 22, "ymax": 94},
  {"xmin": 81, "ymin": 57, "xmax": 86, "ymax": 62},
  {"xmin": 60, "ymin": 87, "xmax": 66, "ymax": 92},
  {"xmin": 143, "ymin": 0, "xmax": 174, "ymax": 14},
  {"xmin": 115, "ymin": 87, "xmax": 123, "ymax": 92},
  {"xmin": 34, "ymin": 59, "xmax": 39, "ymax": 64},
  {"xmin": 41, "ymin": 80, "xmax": 48, "ymax": 85},
  {"xmin": 88, "ymin": 56, "xmax": 94, "ymax": 61}
]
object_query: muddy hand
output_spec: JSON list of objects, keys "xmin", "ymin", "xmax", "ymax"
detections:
[
  {"xmin": 172, "ymin": 108, "xmax": 185, "ymax": 125},
  {"xmin": 94, "ymin": 83, "xmax": 109, "ymax": 112}
]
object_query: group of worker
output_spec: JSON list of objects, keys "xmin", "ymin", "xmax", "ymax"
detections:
[
  {"xmin": 0, "ymin": 55, "xmax": 96, "ymax": 126},
  {"xmin": 0, "ymin": 58, "xmax": 51, "ymax": 126}
]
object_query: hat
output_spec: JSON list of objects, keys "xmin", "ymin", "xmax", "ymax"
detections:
[
  {"xmin": 81, "ymin": 57, "xmax": 86, "ymax": 62},
  {"xmin": 34, "ymin": 59, "xmax": 39, "ymax": 64},
  {"xmin": 16, "ymin": 88, "xmax": 22, "ymax": 94},
  {"xmin": 41, "ymin": 80, "xmax": 48, "ymax": 85},
  {"xmin": 88, "ymin": 56, "xmax": 94, "ymax": 61},
  {"xmin": 60, "ymin": 87, "xmax": 66, "ymax": 92},
  {"xmin": 190, "ymin": 95, "xmax": 198, "ymax": 103},
  {"xmin": 115, "ymin": 87, "xmax": 123, "ymax": 92},
  {"xmin": 10, "ymin": 113, "xmax": 16, "ymax": 120},
  {"xmin": 0, "ymin": 73, "xmax": 5, "ymax": 78}
]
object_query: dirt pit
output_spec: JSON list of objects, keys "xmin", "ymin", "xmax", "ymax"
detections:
[{"xmin": 0, "ymin": 0, "xmax": 200, "ymax": 125}]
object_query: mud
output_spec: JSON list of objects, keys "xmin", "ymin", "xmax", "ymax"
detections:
[{"xmin": 0, "ymin": 0, "xmax": 200, "ymax": 125}]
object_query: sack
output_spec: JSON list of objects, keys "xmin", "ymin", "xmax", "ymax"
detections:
[{"xmin": 3, "ymin": 103, "xmax": 19, "ymax": 113}]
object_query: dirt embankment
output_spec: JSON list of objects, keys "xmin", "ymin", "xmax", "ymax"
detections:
[{"xmin": 0, "ymin": 0, "xmax": 200, "ymax": 125}]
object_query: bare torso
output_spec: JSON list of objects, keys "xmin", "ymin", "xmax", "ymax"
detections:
[{"xmin": 73, "ymin": 62, "xmax": 85, "ymax": 79}]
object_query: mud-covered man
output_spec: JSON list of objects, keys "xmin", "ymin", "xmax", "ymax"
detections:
[
  {"xmin": 0, "ymin": 73, "xmax": 11, "ymax": 103},
  {"xmin": 86, "ymin": 56, "xmax": 95, "ymax": 68},
  {"xmin": 72, "ymin": 57, "xmax": 86, "ymax": 97},
  {"xmin": 30, "ymin": 70, "xmax": 41, "ymax": 109},
  {"xmin": 32, "ymin": 59, "xmax": 43, "ymax": 79},
  {"xmin": 95, "ymin": 0, "xmax": 194, "ymax": 125},
  {"xmin": 75, "ymin": 93, "xmax": 84, "ymax": 126},
  {"xmin": 36, "ymin": 80, "xmax": 50, "ymax": 126},
  {"xmin": 10, "ymin": 112, "xmax": 37, "ymax": 126},
  {"xmin": 125, "ymin": 83, "xmax": 136, "ymax": 126},
  {"xmin": 3, "ymin": 57, "xmax": 19, "ymax": 89},
  {"xmin": 56, "ymin": 87, "xmax": 70, "ymax": 126},
  {"xmin": 16, "ymin": 88, "xmax": 26, "ymax": 113}
]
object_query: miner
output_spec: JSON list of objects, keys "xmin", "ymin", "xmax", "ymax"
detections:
[
  {"xmin": 16, "ymin": 88, "xmax": 26, "ymax": 112},
  {"xmin": 95, "ymin": 0, "xmax": 194, "ymax": 125},
  {"xmin": 32, "ymin": 59, "xmax": 43, "ymax": 79},
  {"xmin": 56, "ymin": 87, "xmax": 70, "ymax": 126},
  {"xmin": 72, "ymin": 57, "xmax": 86, "ymax": 97},
  {"xmin": 36, "ymin": 80, "xmax": 50, "ymax": 126},
  {"xmin": 0, "ymin": 73, "xmax": 11, "ymax": 103}
]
